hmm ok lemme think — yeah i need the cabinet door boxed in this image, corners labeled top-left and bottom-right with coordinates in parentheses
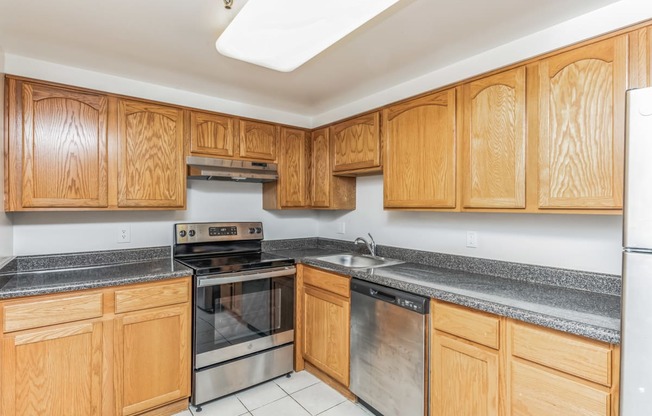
top-left (431, 331), bottom-right (499, 416)
top-left (331, 112), bottom-right (381, 173)
top-left (117, 99), bottom-right (185, 208)
top-left (189, 110), bottom-right (235, 157)
top-left (510, 360), bottom-right (611, 416)
top-left (462, 68), bottom-right (526, 209)
top-left (20, 82), bottom-right (109, 208)
top-left (302, 285), bottom-right (350, 386)
top-left (311, 128), bottom-right (331, 207)
top-left (384, 89), bottom-right (457, 208)
top-left (279, 127), bottom-right (308, 207)
top-left (537, 35), bottom-right (627, 209)
top-left (114, 304), bottom-right (190, 416)
top-left (239, 120), bottom-right (277, 161)
top-left (1, 321), bottom-right (103, 416)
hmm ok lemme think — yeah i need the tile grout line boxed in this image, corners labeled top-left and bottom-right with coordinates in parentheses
top-left (288, 394), bottom-right (316, 416)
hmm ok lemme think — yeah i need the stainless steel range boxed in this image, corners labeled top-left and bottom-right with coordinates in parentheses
top-left (173, 222), bottom-right (296, 409)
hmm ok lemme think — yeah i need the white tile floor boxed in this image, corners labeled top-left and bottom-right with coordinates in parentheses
top-left (172, 371), bottom-right (374, 416)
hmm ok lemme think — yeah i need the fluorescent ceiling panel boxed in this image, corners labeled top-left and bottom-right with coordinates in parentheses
top-left (216, 0), bottom-right (400, 72)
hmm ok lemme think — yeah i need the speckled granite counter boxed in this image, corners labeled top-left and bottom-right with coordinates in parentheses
top-left (268, 244), bottom-right (621, 344)
top-left (0, 247), bottom-right (192, 299)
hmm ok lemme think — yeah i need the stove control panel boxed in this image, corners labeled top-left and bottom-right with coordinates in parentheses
top-left (174, 222), bottom-right (263, 244)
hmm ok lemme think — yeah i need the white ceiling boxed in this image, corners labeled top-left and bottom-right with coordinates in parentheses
top-left (0, 0), bottom-right (622, 118)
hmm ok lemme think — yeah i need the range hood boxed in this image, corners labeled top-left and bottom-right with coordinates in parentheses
top-left (187, 156), bottom-right (278, 183)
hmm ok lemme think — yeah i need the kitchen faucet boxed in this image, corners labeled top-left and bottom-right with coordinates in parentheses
top-left (354, 233), bottom-right (376, 257)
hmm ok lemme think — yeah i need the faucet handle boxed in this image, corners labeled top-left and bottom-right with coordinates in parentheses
top-left (367, 233), bottom-right (375, 245)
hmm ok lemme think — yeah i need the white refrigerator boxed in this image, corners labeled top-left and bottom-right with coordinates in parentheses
top-left (621, 86), bottom-right (652, 415)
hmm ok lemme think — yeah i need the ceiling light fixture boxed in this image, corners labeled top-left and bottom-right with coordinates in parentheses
top-left (215, 0), bottom-right (401, 72)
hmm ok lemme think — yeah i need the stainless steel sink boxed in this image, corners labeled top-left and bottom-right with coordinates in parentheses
top-left (314, 254), bottom-right (403, 269)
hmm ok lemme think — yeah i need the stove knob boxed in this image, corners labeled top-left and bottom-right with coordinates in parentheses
top-left (179, 230), bottom-right (187, 237)
top-left (188, 230), bottom-right (196, 237)
top-left (249, 228), bottom-right (256, 234)
top-left (255, 227), bottom-right (262, 234)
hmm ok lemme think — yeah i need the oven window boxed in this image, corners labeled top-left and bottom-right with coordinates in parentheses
top-left (195, 276), bottom-right (294, 356)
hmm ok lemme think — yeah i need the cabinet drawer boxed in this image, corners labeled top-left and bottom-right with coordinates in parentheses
top-left (3, 292), bottom-right (103, 333)
top-left (509, 320), bottom-right (612, 386)
top-left (303, 267), bottom-right (350, 298)
top-left (511, 360), bottom-right (611, 416)
top-left (115, 279), bottom-right (189, 314)
top-left (432, 301), bottom-right (500, 349)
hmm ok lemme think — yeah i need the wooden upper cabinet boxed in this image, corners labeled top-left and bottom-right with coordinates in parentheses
top-left (310, 128), bottom-right (331, 207)
top-left (536, 35), bottom-right (627, 210)
top-left (189, 110), bottom-right (235, 157)
top-left (278, 127), bottom-right (309, 207)
top-left (239, 119), bottom-right (277, 162)
top-left (12, 80), bottom-right (109, 209)
top-left (331, 112), bottom-right (381, 174)
top-left (117, 99), bottom-right (185, 208)
top-left (383, 89), bottom-right (457, 209)
top-left (462, 67), bottom-right (526, 209)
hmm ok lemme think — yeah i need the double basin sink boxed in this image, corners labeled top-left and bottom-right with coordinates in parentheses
top-left (312, 253), bottom-right (403, 269)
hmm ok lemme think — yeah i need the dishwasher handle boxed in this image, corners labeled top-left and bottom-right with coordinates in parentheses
top-left (351, 278), bottom-right (429, 314)
top-left (369, 288), bottom-right (397, 303)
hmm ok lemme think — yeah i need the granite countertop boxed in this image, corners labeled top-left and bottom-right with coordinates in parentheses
top-left (269, 246), bottom-right (620, 344)
top-left (0, 247), bottom-right (193, 299)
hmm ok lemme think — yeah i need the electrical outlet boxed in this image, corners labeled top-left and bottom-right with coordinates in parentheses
top-left (466, 231), bottom-right (478, 248)
top-left (117, 225), bottom-right (131, 243)
top-left (337, 222), bottom-right (346, 234)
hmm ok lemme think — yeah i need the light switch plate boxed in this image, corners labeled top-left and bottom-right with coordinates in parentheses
top-left (466, 231), bottom-right (478, 248)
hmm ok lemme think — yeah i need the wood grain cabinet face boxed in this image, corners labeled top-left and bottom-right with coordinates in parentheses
top-left (331, 112), bottom-right (381, 173)
top-left (301, 278), bottom-right (350, 386)
top-left (114, 304), bottom-right (190, 416)
top-left (462, 68), bottom-right (526, 209)
top-left (189, 110), bottom-right (235, 157)
top-left (310, 128), bottom-right (331, 207)
top-left (1, 321), bottom-right (103, 416)
top-left (536, 35), bottom-right (627, 209)
top-left (239, 120), bottom-right (277, 162)
top-left (16, 81), bottom-right (109, 208)
top-left (279, 127), bottom-right (309, 207)
top-left (117, 99), bottom-right (185, 208)
top-left (431, 331), bottom-right (500, 416)
top-left (383, 89), bottom-right (457, 209)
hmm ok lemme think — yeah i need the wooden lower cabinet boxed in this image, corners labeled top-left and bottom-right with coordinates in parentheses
top-left (510, 360), bottom-right (612, 416)
top-left (0, 277), bottom-right (191, 416)
top-left (296, 266), bottom-right (351, 391)
top-left (430, 300), bottom-right (619, 416)
top-left (431, 331), bottom-right (500, 416)
top-left (114, 304), bottom-right (190, 416)
top-left (1, 321), bottom-right (103, 416)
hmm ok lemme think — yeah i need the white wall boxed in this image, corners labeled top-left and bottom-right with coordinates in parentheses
top-left (12, 181), bottom-right (319, 255)
top-left (3, 55), bottom-right (312, 128)
top-left (313, 0), bottom-right (652, 125)
top-left (0, 49), bottom-right (14, 265)
top-left (318, 177), bottom-right (623, 275)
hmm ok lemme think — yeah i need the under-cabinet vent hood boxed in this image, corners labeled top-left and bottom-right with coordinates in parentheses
top-left (187, 156), bottom-right (278, 183)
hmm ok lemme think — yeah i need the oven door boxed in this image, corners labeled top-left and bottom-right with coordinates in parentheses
top-left (194, 266), bottom-right (295, 369)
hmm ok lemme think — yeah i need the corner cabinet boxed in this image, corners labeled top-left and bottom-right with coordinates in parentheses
top-left (0, 278), bottom-right (192, 416)
top-left (4, 77), bottom-right (186, 211)
top-left (263, 128), bottom-right (355, 210)
top-left (117, 99), bottom-right (185, 208)
top-left (5, 78), bottom-right (109, 210)
top-left (383, 89), bottom-right (458, 209)
top-left (534, 35), bottom-right (627, 210)
top-left (461, 67), bottom-right (527, 210)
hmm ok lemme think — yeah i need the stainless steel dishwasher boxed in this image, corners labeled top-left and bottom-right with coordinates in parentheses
top-left (350, 278), bottom-right (429, 416)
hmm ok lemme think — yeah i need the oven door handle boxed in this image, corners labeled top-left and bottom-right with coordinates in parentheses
top-left (197, 266), bottom-right (296, 287)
